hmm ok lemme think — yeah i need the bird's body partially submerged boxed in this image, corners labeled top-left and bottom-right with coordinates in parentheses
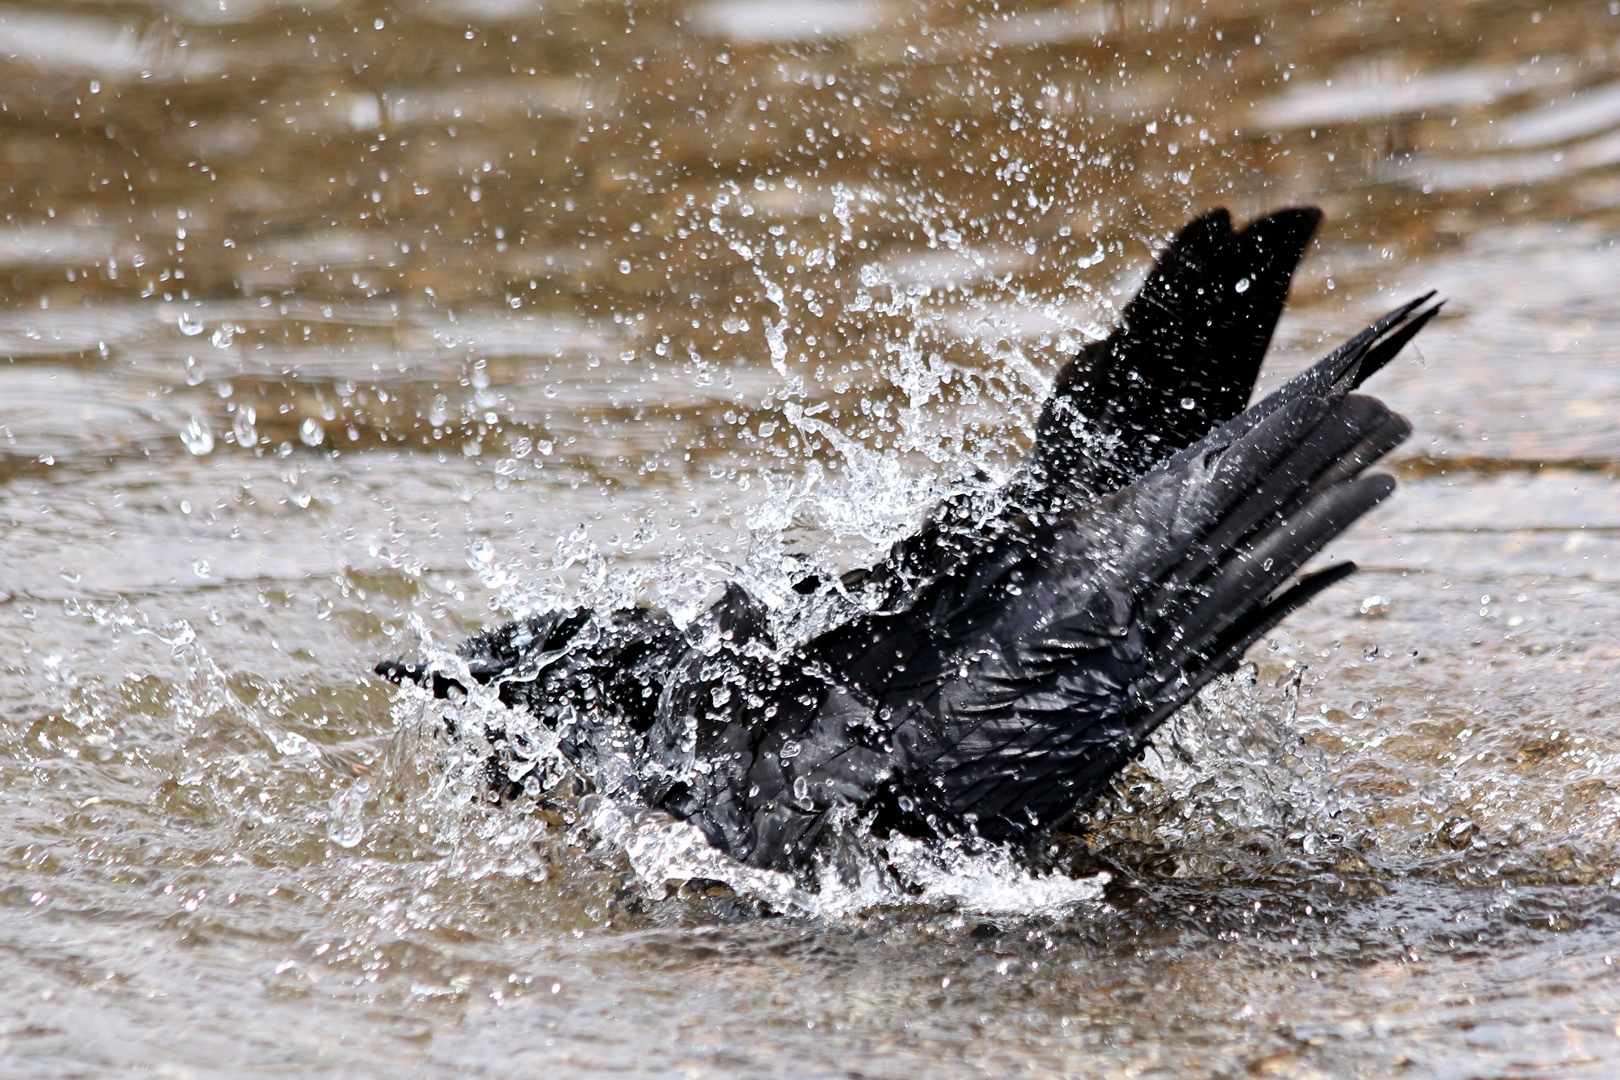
top-left (378, 207), bottom-right (1440, 874)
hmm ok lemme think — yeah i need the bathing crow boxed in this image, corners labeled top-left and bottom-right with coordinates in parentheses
top-left (377, 207), bottom-right (1439, 873)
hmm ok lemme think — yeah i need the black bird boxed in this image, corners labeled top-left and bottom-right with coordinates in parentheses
top-left (378, 207), bottom-right (1440, 873)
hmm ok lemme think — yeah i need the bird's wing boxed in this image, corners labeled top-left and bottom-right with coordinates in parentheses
top-left (856, 207), bottom-right (1324, 609)
top-left (849, 298), bottom-right (1433, 844)
top-left (1029, 206), bottom-right (1323, 500)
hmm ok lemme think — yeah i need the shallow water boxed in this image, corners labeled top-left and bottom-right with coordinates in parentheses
top-left (5, 0), bottom-right (1620, 1075)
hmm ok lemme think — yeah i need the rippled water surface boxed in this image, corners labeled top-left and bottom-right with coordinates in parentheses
top-left (6, 0), bottom-right (1620, 1076)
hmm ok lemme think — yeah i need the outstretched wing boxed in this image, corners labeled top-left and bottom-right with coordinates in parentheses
top-left (1028, 206), bottom-right (1323, 501)
top-left (815, 295), bottom-right (1437, 848)
top-left (854, 207), bottom-right (1323, 609)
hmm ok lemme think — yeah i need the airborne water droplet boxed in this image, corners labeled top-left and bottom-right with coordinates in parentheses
top-left (181, 416), bottom-right (214, 455)
top-left (327, 784), bottom-right (367, 849)
top-left (232, 404), bottom-right (256, 447)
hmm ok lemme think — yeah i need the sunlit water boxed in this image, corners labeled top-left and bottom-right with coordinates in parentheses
top-left (5, 0), bottom-right (1620, 1075)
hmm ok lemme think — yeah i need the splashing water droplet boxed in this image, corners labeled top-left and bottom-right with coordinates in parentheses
top-left (299, 418), bottom-right (324, 446)
top-left (181, 416), bottom-right (214, 455)
top-left (1357, 595), bottom-right (1392, 620)
top-left (327, 784), bottom-right (367, 849)
top-left (232, 404), bottom-right (256, 447)
top-left (1180, 397), bottom-right (1197, 410)
top-left (1235, 277), bottom-right (1251, 293)
top-left (177, 311), bottom-right (205, 336)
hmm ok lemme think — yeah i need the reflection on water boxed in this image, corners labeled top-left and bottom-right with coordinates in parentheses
top-left (5, 0), bottom-right (1620, 1075)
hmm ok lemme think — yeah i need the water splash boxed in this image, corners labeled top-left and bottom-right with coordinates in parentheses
top-left (327, 781), bottom-right (369, 849)
top-left (365, 159), bottom-right (1273, 922)
top-left (386, 663), bottom-right (1116, 921)
top-left (583, 792), bottom-right (1110, 919)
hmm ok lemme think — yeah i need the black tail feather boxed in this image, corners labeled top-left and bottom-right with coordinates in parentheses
top-left (1031, 206), bottom-right (1322, 498)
